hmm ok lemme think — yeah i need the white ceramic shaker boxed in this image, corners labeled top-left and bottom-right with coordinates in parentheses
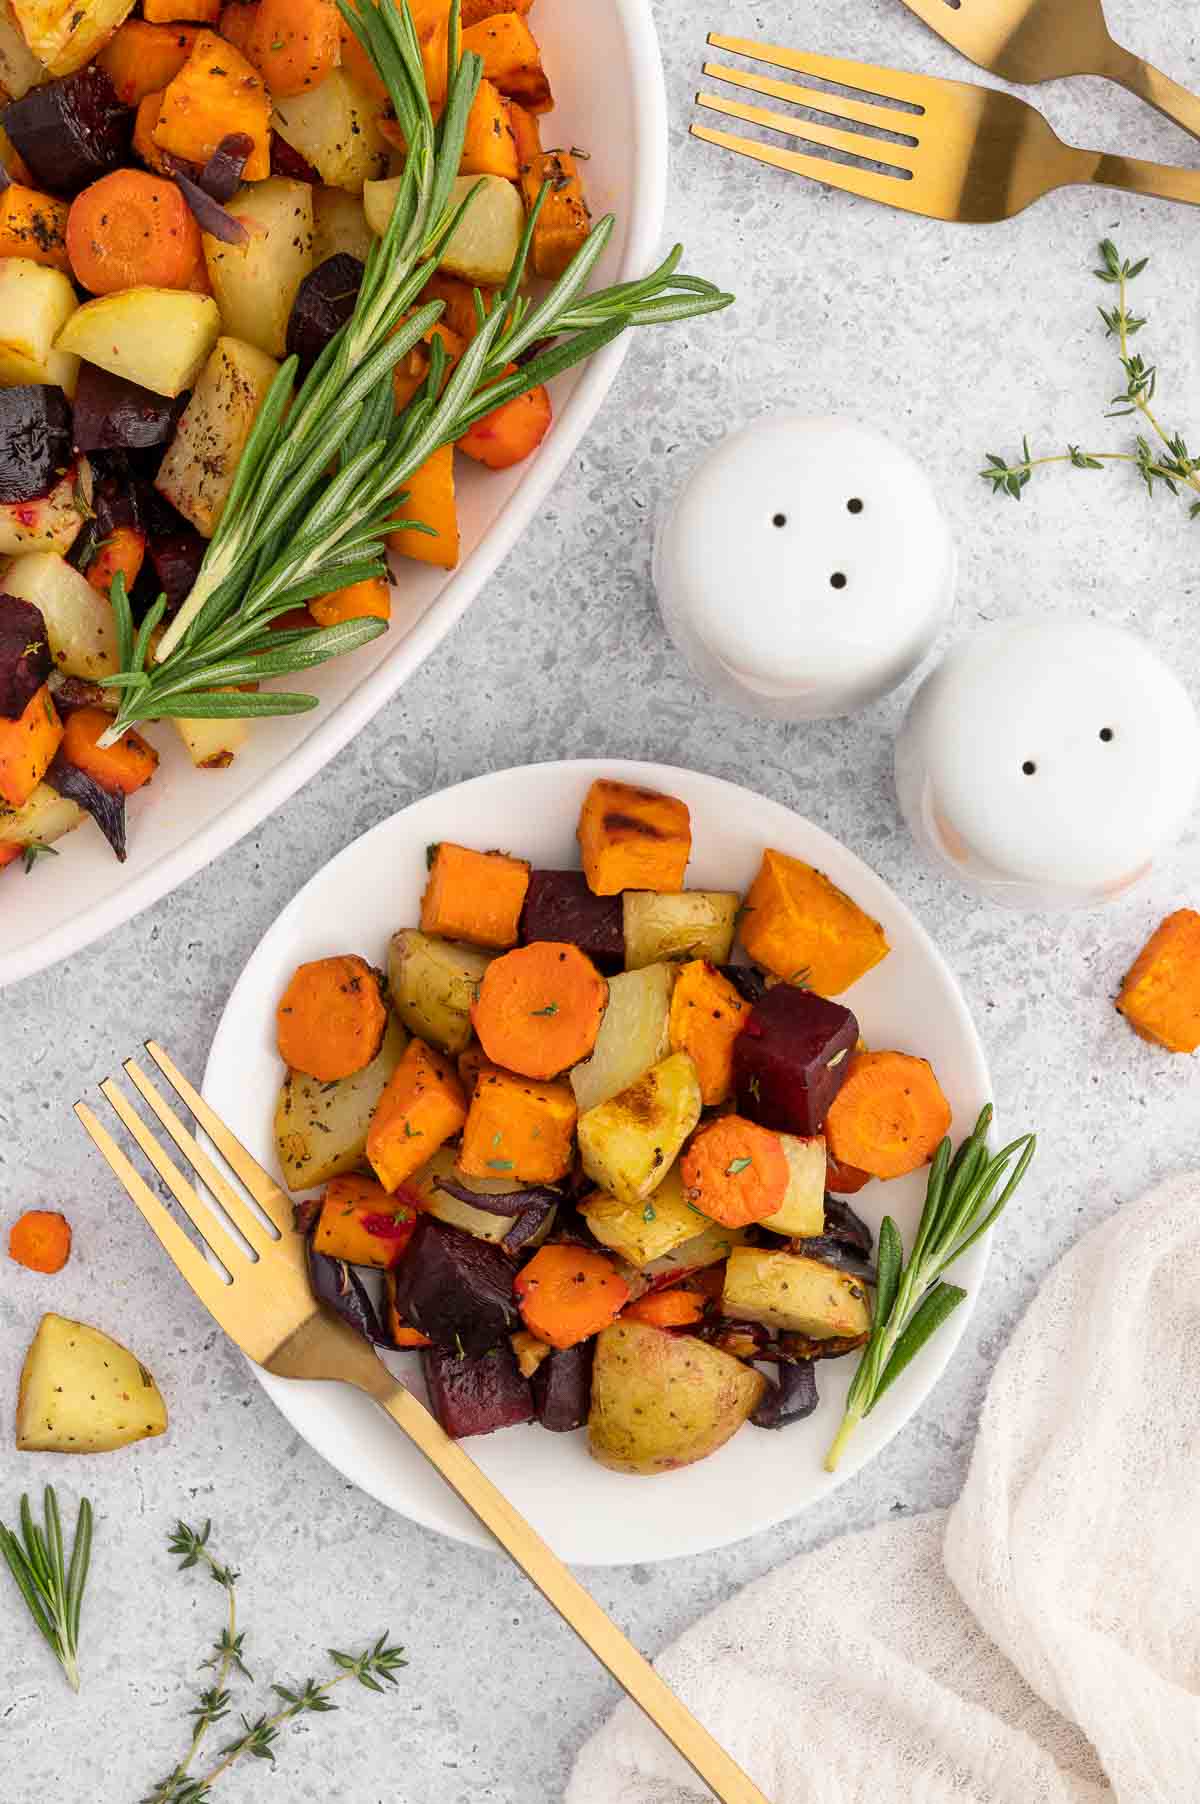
top-left (653, 414), bottom-right (956, 720)
top-left (896, 617), bottom-right (1200, 910)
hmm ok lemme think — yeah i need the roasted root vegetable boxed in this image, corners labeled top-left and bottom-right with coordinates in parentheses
top-left (153, 30), bottom-right (270, 180)
top-left (471, 940), bottom-right (608, 1079)
top-left (588, 1320), bottom-right (764, 1474)
top-left (739, 847), bottom-right (890, 995)
top-left (275, 953), bottom-right (387, 1082)
top-left (680, 1114), bottom-right (789, 1228)
top-left (143, 0), bottom-right (219, 21)
top-left (405, 1143), bottom-right (554, 1247)
top-left (420, 840), bottom-right (530, 948)
top-left (0, 780), bottom-right (84, 860)
top-left (311, 183), bottom-right (373, 265)
top-left (384, 1269), bottom-right (432, 1348)
top-left (459, 1065), bottom-right (576, 1183)
top-left (55, 286), bottom-right (220, 397)
top-left (733, 984), bottom-right (859, 1139)
top-left (0, 185), bottom-right (69, 272)
top-left (66, 170), bottom-right (202, 294)
top-left (4, 553), bottom-right (118, 680)
top-left (825, 1154), bottom-right (873, 1195)
top-left (514, 1243), bottom-right (629, 1349)
top-left (0, 683), bottom-right (61, 806)
top-left (366, 1035), bottom-right (468, 1192)
top-left (757, 1133), bottom-right (826, 1238)
top-left (457, 368), bottom-right (551, 470)
top-left (392, 1214), bottom-right (518, 1356)
top-left (459, 76), bottom-right (517, 179)
top-left (460, 11), bottom-right (551, 111)
top-left (285, 250), bottom-right (364, 375)
top-left (59, 703), bottom-right (157, 795)
top-left (308, 1245), bottom-right (388, 1345)
top-left (722, 1248), bottom-right (871, 1339)
top-left (275, 1012), bottom-right (408, 1190)
top-left (387, 927), bottom-right (492, 1057)
top-left (531, 1339), bottom-right (592, 1431)
top-left (16, 1312), bottom-right (168, 1453)
top-left (0, 595), bottom-right (51, 718)
top-left (578, 777), bottom-right (692, 897)
top-left (202, 177), bottom-right (313, 359)
top-left (270, 67), bottom-right (389, 190)
top-left (0, 259), bottom-right (78, 390)
top-left (569, 961), bottom-right (674, 1114)
top-left (1116, 909), bottom-right (1200, 1054)
top-left (8, 1208), bottom-right (72, 1273)
top-left (519, 869), bottom-right (624, 973)
top-left (823, 1050), bottom-right (952, 1180)
top-left (247, 0), bottom-right (339, 97)
top-left (422, 1337), bottom-right (533, 1438)
top-left (96, 18), bottom-right (199, 104)
top-left (667, 958), bottom-right (747, 1104)
top-left (462, 0), bottom-right (531, 22)
top-left (623, 888), bottom-right (740, 971)
top-left (84, 524), bottom-right (145, 597)
top-left (0, 460), bottom-right (90, 554)
top-left (579, 1162), bottom-right (709, 1269)
top-left (312, 1173), bottom-right (417, 1269)
top-left (512, 105), bottom-right (590, 279)
top-left (622, 1287), bottom-right (705, 1329)
top-left (308, 574), bottom-right (390, 629)
top-left (576, 1051), bottom-right (702, 1207)
top-left (154, 334), bottom-right (278, 536)
top-left (388, 442), bottom-right (459, 568)
top-left (2, 64), bottom-right (131, 189)
top-left (437, 170), bottom-right (524, 284)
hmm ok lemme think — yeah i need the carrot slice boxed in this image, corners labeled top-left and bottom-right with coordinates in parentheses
top-left (85, 525), bottom-right (146, 599)
top-left (514, 1244), bottom-right (629, 1348)
top-left (276, 954), bottom-right (387, 1081)
top-left (308, 575), bottom-right (391, 628)
top-left (824, 1051), bottom-right (952, 1180)
top-left (67, 170), bottom-right (203, 295)
top-left (680, 1116), bottom-right (789, 1228)
top-left (622, 1287), bottom-right (705, 1329)
top-left (0, 185), bottom-right (70, 271)
top-left (60, 707), bottom-right (158, 797)
top-left (471, 941), bottom-right (608, 1079)
top-left (8, 1209), bottom-right (72, 1274)
top-left (0, 686), bottom-right (62, 810)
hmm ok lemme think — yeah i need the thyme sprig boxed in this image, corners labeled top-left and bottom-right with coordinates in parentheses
top-left (145, 1521), bottom-right (406, 1804)
top-left (980, 240), bottom-right (1200, 516)
top-left (824, 1106), bottom-right (1035, 1473)
top-left (95, 0), bottom-right (732, 747)
top-left (0, 1487), bottom-right (93, 1691)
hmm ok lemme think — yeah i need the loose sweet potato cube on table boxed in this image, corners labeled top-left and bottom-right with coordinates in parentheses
top-left (367, 1037), bottom-right (468, 1192)
top-left (459, 1064), bottom-right (577, 1183)
top-left (577, 778), bottom-right (692, 896)
top-left (313, 1173), bottom-right (417, 1269)
top-left (421, 841), bottom-right (531, 948)
top-left (733, 983), bottom-right (859, 1139)
top-left (668, 959), bottom-right (748, 1106)
top-left (739, 848), bottom-right (890, 995)
top-left (388, 443), bottom-right (459, 570)
top-left (1116, 909), bottom-right (1200, 1054)
top-left (461, 12), bottom-right (552, 111)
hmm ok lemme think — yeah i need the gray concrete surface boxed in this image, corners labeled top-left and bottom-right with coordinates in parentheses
top-left (3, 0), bottom-right (1199, 1797)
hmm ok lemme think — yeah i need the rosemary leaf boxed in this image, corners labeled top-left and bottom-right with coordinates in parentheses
top-left (0, 1488), bottom-right (93, 1690)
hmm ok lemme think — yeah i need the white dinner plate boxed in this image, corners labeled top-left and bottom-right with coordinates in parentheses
top-left (204, 760), bottom-right (992, 1565)
top-left (0, 0), bottom-right (668, 989)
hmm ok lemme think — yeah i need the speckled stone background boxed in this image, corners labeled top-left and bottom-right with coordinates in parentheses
top-left (4, 1), bottom-right (1200, 1798)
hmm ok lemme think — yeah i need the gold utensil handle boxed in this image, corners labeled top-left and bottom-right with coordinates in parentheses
top-left (1086, 148), bottom-right (1200, 206)
top-left (1108, 47), bottom-right (1200, 145)
top-left (376, 1381), bottom-right (771, 1804)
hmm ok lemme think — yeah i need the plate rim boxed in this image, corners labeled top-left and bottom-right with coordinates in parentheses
top-left (0, 0), bottom-right (669, 992)
top-left (204, 756), bottom-right (994, 1565)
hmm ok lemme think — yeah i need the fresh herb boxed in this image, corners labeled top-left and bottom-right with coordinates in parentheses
top-left (827, 1048), bottom-right (848, 1068)
top-left (144, 1520), bottom-right (405, 1803)
top-left (981, 241), bottom-right (1200, 518)
top-left (725, 1157), bottom-right (752, 1176)
top-left (825, 1106), bottom-right (1035, 1472)
top-left (789, 969), bottom-right (810, 988)
top-left (642, 1203), bottom-right (656, 1222)
top-left (94, 0), bottom-right (732, 750)
top-left (403, 1122), bottom-right (422, 1139)
top-left (487, 1159), bottom-right (514, 1171)
top-left (530, 1003), bottom-right (559, 1017)
top-left (0, 1487), bottom-right (93, 1691)
top-left (22, 841), bottom-right (60, 872)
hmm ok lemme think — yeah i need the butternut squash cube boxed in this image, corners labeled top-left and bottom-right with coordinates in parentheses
top-left (459, 76), bottom-right (518, 179)
top-left (460, 11), bottom-right (551, 111)
top-left (1116, 909), bottom-right (1200, 1054)
top-left (577, 777), bottom-right (691, 897)
top-left (739, 847), bottom-right (890, 996)
top-left (420, 841), bottom-right (530, 949)
top-left (389, 443), bottom-right (459, 569)
top-left (313, 1174), bottom-right (416, 1269)
top-left (367, 1036), bottom-right (467, 1192)
top-left (153, 30), bottom-right (270, 179)
top-left (459, 1064), bottom-right (576, 1183)
top-left (667, 959), bottom-right (748, 1106)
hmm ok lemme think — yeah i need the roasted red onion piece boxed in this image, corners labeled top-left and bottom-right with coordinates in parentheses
top-left (433, 1176), bottom-right (563, 1219)
top-left (751, 1358), bottom-right (818, 1429)
top-left (45, 753), bottom-right (127, 861)
top-left (500, 1197), bottom-right (557, 1254)
top-left (199, 132), bottom-right (253, 201)
top-left (821, 1195), bottom-right (874, 1258)
top-left (531, 1341), bottom-right (593, 1432)
top-left (285, 254), bottom-right (364, 375)
top-left (171, 167), bottom-right (248, 244)
top-left (307, 1244), bottom-right (389, 1346)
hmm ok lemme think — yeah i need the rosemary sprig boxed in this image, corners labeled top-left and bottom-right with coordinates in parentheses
top-left (824, 1106), bottom-right (1035, 1473)
top-left (95, 0), bottom-right (732, 748)
top-left (981, 240), bottom-right (1200, 517)
top-left (145, 1520), bottom-right (406, 1804)
top-left (0, 1487), bottom-right (93, 1691)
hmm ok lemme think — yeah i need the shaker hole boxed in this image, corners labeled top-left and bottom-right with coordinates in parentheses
top-left (772, 513), bottom-right (787, 528)
top-left (1022, 760), bottom-right (1037, 776)
top-left (830, 572), bottom-right (847, 590)
top-left (847, 497), bottom-right (864, 514)
top-left (1099, 727), bottom-right (1115, 743)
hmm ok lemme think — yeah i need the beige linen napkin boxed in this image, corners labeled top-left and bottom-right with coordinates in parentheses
top-left (567, 1176), bottom-right (1200, 1803)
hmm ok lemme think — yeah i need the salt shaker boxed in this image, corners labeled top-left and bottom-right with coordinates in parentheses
top-left (895, 617), bottom-right (1200, 910)
top-left (653, 414), bottom-right (955, 720)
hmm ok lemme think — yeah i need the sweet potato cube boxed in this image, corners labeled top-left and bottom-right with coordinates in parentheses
top-left (739, 848), bottom-right (890, 995)
top-left (418, 271), bottom-right (499, 343)
top-left (459, 77), bottom-right (518, 178)
top-left (0, 185), bottom-right (70, 271)
top-left (153, 31), bottom-right (271, 181)
top-left (0, 685), bottom-right (62, 809)
top-left (313, 1174), bottom-right (417, 1269)
top-left (1116, 909), bottom-right (1200, 1054)
top-left (577, 778), bottom-right (691, 897)
top-left (668, 959), bottom-right (748, 1106)
top-left (461, 12), bottom-right (551, 111)
top-left (97, 20), bottom-right (201, 103)
top-left (462, 0), bottom-right (531, 22)
top-left (388, 443), bottom-right (459, 569)
top-left (367, 1037), bottom-right (468, 1192)
top-left (733, 984), bottom-right (859, 1139)
top-left (421, 841), bottom-right (531, 949)
top-left (459, 1065), bottom-right (577, 1183)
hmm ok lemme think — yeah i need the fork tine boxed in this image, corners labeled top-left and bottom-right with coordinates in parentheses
top-left (690, 122), bottom-right (926, 214)
top-left (702, 60), bottom-right (922, 139)
top-left (706, 34), bottom-right (935, 113)
top-left (696, 90), bottom-right (917, 173)
top-left (74, 1102), bottom-right (234, 1311)
top-left (122, 1059), bottom-right (288, 1259)
top-left (143, 1040), bottom-right (292, 1233)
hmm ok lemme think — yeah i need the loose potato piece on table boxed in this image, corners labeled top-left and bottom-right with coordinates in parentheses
top-left (576, 1051), bottom-right (702, 1207)
top-left (578, 778), bottom-right (691, 897)
top-left (16, 1312), bottom-right (167, 1452)
top-left (421, 841), bottom-right (530, 949)
top-left (459, 1065), bottom-right (576, 1184)
top-left (588, 1320), bottom-right (765, 1474)
top-left (570, 961), bottom-right (675, 1114)
top-left (722, 1248), bottom-right (871, 1339)
top-left (739, 847), bottom-right (890, 996)
top-left (275, 1011), bottom-right (408, 1191)
top-left (388, 928), bottom-right (492, 1057)
top-left (1116, 909), bottom-right (1200, 1054)
top-left (276, 953), bottom-right (387, 1082)
top-left (367, 1037), bottom-right (468, 1192)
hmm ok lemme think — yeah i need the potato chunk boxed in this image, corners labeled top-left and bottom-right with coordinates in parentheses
top-left (203, 178), bottom-right (313, 359)
top-left (3, 550), bottom-right (118, 679)
top-left (722, 1248), bottom-right (871, 1339)
top-left (16, 1313), bottom-right (167, 1453)
top-left (569, 962), bottom-right (675, 1114)
top-left (11, 0), bottom-right (135, 75)
top-left (0, 460), bottom-right (90, 556)
top-left (757, 1133), bottom-right (826, 1238)
top-left (588, 1320), bottom-right (764, 1474)
top-left (155, 335), bottom-right (279, 536)
top-left (55, 287), bottom-right (220, 396)
top-left (0, 258), bottom-right (78, 389)
top-left (580, 1162), bottom-right (701, 1267)
top-left (439, 173), bottom-right (524, 284)
top-left (274, 1011), bottom-right (408, 1191)
top-left (272, 69), bottom-right (388, 192)
top-left (388, 929), bottom-right (492, 1057)
top-left (576, 1051), bottom-right (701, 1206)
top-left (623, 890), bottom-right (740, 971)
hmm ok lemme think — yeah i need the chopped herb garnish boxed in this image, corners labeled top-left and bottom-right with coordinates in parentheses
top-left (725, 1157), bottom-right (753, 1176)
top-left (827, 1048), bottom-right (848, 1068)
top-left (530, 1003), bottom-right (559, 1017)
top-left (642, 1203), bottom-right (656, 1222)
top-left (403, 1122), bottom-right (423, 1139)
top-left (486, 1159), bottom-right (514, 1172)
top-left (23, 843), bottom-right (59, 872)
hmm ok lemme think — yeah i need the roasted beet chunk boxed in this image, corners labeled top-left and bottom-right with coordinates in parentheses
top-left (72, 363), bottom-right (180, 453)
top-left (532, 1340), bottom-right (594, 1432)
top-left (149, 529), bottom-right (207, 617)
top-left (307, 1246), bottom-right (389, 1346)
top-left (717, 963), bottom-right (770, 1007)
top-left (0, 386), bottom-right (73, 505)
top-left (733, 986), bottom-right (859, 1137)
top-left (3, 66), bottom-right (132, 196)
top-left (391, 1216), bottom-right (518, 1357)
top-left (286, 254), bottom-right (365, 376)
top-left (751, 1358), bottom-right (818, 1429)
top-left (519, 871), bottom-right (624, 972)
top-left (422, 1339), bottom-right (533, 1439)
top-left (270, 132), bottom-right (320, 183)
top-left (0, 597), bottom-right (52, 720)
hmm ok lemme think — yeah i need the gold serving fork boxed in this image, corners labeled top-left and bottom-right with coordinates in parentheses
top-left (76, 1044), bottom-right (768, 1804)
top-left (692, 35), bottom-right (1200, 223)
top-left (894, 0), bottom-right (1200, 142)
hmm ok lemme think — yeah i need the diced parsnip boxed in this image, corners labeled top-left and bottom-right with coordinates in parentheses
top-left (387, 928), bottom-right (492, 1058)
top-left (311, 184), bottom-right (374, 265)
top-left (274, 1012), bottom-right (409, 1191)
top-left (271, 69), bottom-right (388, 193)
top-left (623, 889), bottom-right (741, 970)
top-left (757, 1134), bottom-right (827, 1238)
top-left (569, 962), bottom-right (675, 1114)
top-left (404, 1143), bottom-right (554, 1246)
top-left (722, 1248), bottom-right (871, 1338)
top-left (638, 1218), bottom-right (748, 1286)
top-left (16, 1311), bottom-right (168, 1452)
top-left (580, 1162), bottom-right (704, 1268)
top-left (3, 549), bottom-right (118, 678)
top-left (171, 700), bottom-right (249, 769)
top-left (0, 780), bottom-right (84, 855)
top-left (155, 335), bottom-right (278, 537)
top-left (0, 5), bottom-right (47, 97)
top-left (10, 0), bottom-right (135, 76)
top-left (0, 257), bottom-right (77, 388)
top-left (438, 173), bottom-right (524, 285)
top-left (576, 1051), bottom-right (703, 1207)
top-left (0, 457), bottom-right (90, 555)
top-left (203, 178), bottom-right (313, 358)
top-left (55, 286), bottom-right (219, 397)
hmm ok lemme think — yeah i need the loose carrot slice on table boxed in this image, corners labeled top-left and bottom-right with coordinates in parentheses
top-left (60, 707), bottom-right (158, 796)
top-left (367, 1037), bottom-right (468, 1192)
top-left (577, 776), bottom-right (692, 895)
top-left (276, 953), bottom-right (388, 1082)
top-left (388, 444), bottom-right (459, 570)
top-left (8, 1210), bottom-right (72, 1274)
top-left (515, 1244), bottom-right (629, 1349)
top-left (247, 0), bottom-right (340, 96)
top-left (67, 170), bottom-right (204, 294)
top-left (97, 20), bottom-right (200, 105)
top-left (0, 185), bottom-right (70, 271)
top-left (313, 1174), bottom-right (417, 1269)
top-left (0, 686), bottom-right (62, 810)
top-left (420, 840), bottom-right (530, 948)
top-left (471, 942), bottom-right (608, 1079)
top-left (622, 1288), bottom-right (706, 1330)
top-left (681, 1116), bottom-right (790, 1228)
top-left (824, 1051), bottom-right (952, 1180)
top-left (85, 525), bottom-right (146, 599)
top-left (459, 1065), bottom-right (577, 1183)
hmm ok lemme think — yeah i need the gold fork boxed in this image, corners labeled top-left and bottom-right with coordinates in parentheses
top-left (894, 0), bottom-right (1200, 142)
top-left (692, 35), bottom-right (1200, 223)
top-left (76, 1043), bottom-right (768, 1804)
